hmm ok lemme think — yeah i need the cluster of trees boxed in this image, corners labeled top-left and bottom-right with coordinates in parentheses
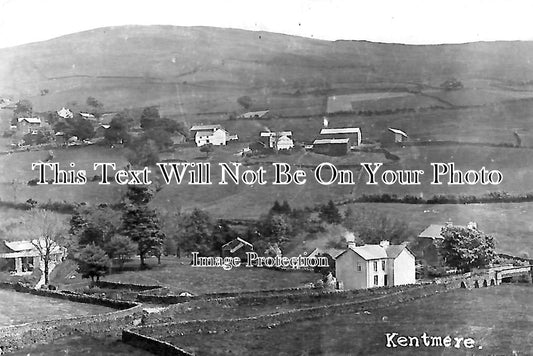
top-left (437, 225), bottom-right (495, 272)
top-left (70, 185), bottom-right (165, 280)
top-left (121, 106), bottom-right (189, 167)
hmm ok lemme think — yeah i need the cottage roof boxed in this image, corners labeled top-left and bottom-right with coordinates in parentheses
top-left (350, 245), bottom-right (388, 260)
top-left (320, 128), bottom-right (361, 135)
top-left (384, 245), bottom-right (407, 258)
top-left (388, 128), bottom-right (408, 137)
top-left (79, 112), bottom-right (95, 119)
top-left (5, 240), bottom-right (35, 252)
top-left (222, 237), bottom-right (253, 253)
top-left (313, 138), bottom-right (350, 145)
top-left (190, 124), bottom-right (223, 131)
top-left (418, 224), bottom-right (445, 240)
top-left (17, 117), bottom-right (41, 124)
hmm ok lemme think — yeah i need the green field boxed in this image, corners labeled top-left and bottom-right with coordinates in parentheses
top-left (0, 289), bottom-right (114, 327)
top-left (81, 257), bottom-right (317, 294)
top-left (163, 284), bottom-right (533, 356)
top-left (339, 202), bottom-right (533, 257)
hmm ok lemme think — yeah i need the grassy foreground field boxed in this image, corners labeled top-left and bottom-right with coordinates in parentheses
top-left (165, 284), bottom-right (533, 356)
top-left (0, 289), bottom-right (114, 327)
top-left (57, 256), bottom-right (318, 294)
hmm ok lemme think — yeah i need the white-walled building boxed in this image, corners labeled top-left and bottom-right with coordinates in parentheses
top-left (190, 124), bottom-right (229, 146)
top-left (259, 131), bottom-right (294, 150)
top-left (335, 240), bottom-right (415, 290)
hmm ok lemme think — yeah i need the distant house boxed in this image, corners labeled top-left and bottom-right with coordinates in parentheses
top-left (419, 221), bottom-right (478, 241)
top-left (382, 128), bottom-right (408, 146)
top-left (79, 112), bottom-right (96, 120)
top-left (55, 131), bottom-right (66, 145)
top-left (57, 107), bottom-right (73, 119)
top-left (319, 127), bottom-right (362, 147)
top-left (0, 239), bottom-right (65, 275)
top-left (190, 124), bottom-right (230, 146)
top-left (335, 240), bottom-right (416, 290)
top-left (17, 117), bottom-right (41, 134)
top-left (238, 110), bottom-right (270, 119)
top-left (221, 237), bottom-right (254, 262)
top-left (312, 138), bottom-right (350, 156)
top-left (259, 131), bottom-right (294, 150)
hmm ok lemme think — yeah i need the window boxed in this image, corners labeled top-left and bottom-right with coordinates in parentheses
top-left (373, 261), bottom-right (378, 272)
top-left (382, 260), bottom-right (386, 271)
top-left (357, 263), bottom-right (362, 272)
top-left (374, 275), bottom-right (379, 285)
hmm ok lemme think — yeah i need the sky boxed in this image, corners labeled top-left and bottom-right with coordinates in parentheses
top-left (0, 0), bottom-right (532, 48)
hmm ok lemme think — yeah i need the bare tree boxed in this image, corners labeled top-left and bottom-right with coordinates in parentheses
top-left (25, 210), bottom-right (68, 285)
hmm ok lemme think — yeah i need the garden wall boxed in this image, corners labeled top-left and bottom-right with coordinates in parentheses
top-left (0, 283), bottom-right (143, 353)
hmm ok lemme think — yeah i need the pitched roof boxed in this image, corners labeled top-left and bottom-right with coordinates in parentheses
top-left (222, 237), bottom-right (253, 253)
top-left (418, 224), bottom-right (445, 239)
top-left (350, 245), bottom-right (388, 260)
top-left (190, 124), bottom-right (223, 131)
top-left (388, 128), bottom-right (408, 137)
top-left (384, 245), bottom-right (407, 258)
top-left (4, 240), bottom-right (35, 252)
top-left (17, 117), bottom-right (41, 124)
top-left (320, 128), bottom-right (361, 135)
top-left (313, 138), bottom-right (350, 144)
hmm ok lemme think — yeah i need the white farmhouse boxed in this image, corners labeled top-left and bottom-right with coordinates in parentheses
top-left (335, 240), bottom-right (415, 290)
top-left (259, 131), bottom-right (294, 150)
top-left (190, 124), bottom-right (230, 146)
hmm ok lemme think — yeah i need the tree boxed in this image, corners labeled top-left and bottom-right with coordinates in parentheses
top-left (199, 143), bottom-right (214, 157)
top-left (105, 114), bottom-right (131, 144)
top-left (125, 137), bottom-right (160, 167)
top-left (144, 128), bottom-right (173, 150)
top-left (140, 106), bottom-right (161, 129)
top-left (14, 99), bottom-right (33, 118)
top-left (22, 209), bottom-right (68, 285)
top-left (438, 225), bottom-right (495, 271)
top-left (237, 95), bottom-right (252, 110)
top-left (177, 209), bottom-right (215, 256)
top-left (262, 214), bottom-right (292, 245)
top-left (103, 235), bottom-right (137, 268)
top-left (77, 244), bottom-right (110, 281)
top-left (86, 96), bottom-right (103, 110)
top-left (319, 200), bottom-right (342, 224)
top-left (121, 186), bottom-right (165, 267)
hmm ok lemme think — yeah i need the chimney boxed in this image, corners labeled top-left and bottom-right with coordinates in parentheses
top-left (347, 240), bottom-right (356, 249)
top-left (379, 240), bottom-right (390, 248)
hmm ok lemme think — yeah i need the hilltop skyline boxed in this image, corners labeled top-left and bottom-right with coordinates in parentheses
top-left (1, 0), bottom-right (532, 49)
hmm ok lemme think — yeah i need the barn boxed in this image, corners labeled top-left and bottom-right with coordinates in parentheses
top-left (312, 138), bottom-right (350, 156)
top-left (319, 127), bottom-right (362, 147)
top-left (221, 237), bottom-right (254, 262)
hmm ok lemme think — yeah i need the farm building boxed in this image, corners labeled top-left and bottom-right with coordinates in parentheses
top-left (190, 124), bottom-right (233, 146)
top-left (238, 110), bottom-right (270, 119)
top-left (221, 237), bottom-right (254, 262)
top-left (319, 127), bottom-right (362, 147)
top-left (381, 127), bottom-right (408, 146)
top-left (312, 138), bottom-right (350, 156)
top-left (79, 112), bottom-right (96, 120)
top-left (335, 240), bottom-right (416, 290)
top-left (95, 124), bottom-right (110, 138)
top-left (259, 131), bottom-right (294, 150)
top-left (419, 221), bottom-right (478, 240)
top-left (17, 117), bottom-right (41, 134)
top-left (57, 107), bottom-right (73, 119)
top-left (0, 239), bottom-right (65, 275)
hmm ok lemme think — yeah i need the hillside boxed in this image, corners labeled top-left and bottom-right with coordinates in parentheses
top-left (1, 25), bottom-right (533, 114)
